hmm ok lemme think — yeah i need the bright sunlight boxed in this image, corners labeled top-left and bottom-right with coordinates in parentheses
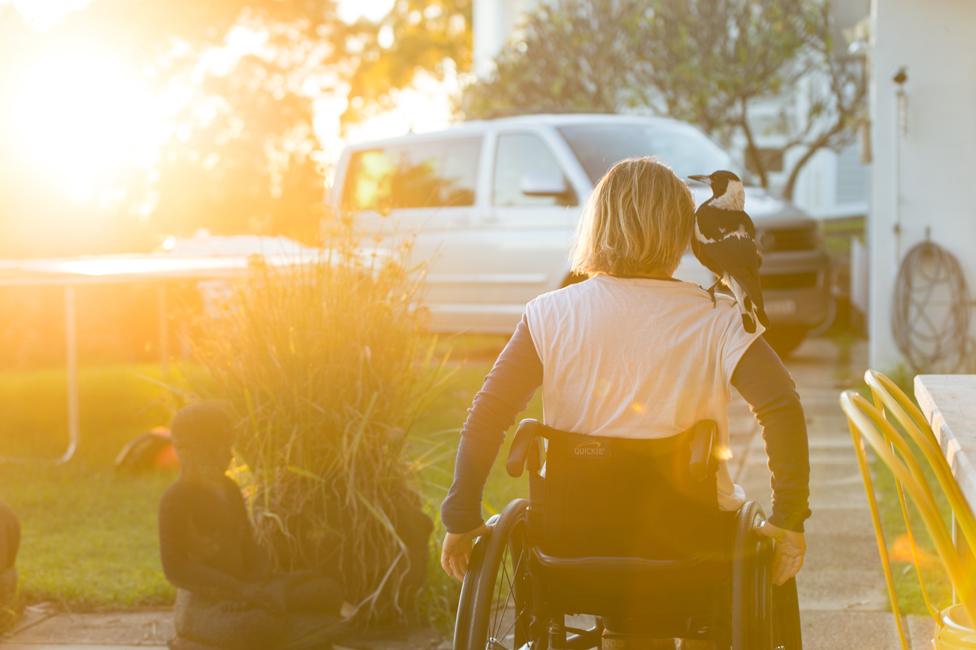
top-left (4, 0), bottom-right (447, 205)
top-left (8, 43), bottom-right (167, 202)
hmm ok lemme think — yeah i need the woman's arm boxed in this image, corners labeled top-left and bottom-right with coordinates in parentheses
top-left (731, 337), bottom-right (811, 532)
top-left (440, 315), bottom-right (543, 534)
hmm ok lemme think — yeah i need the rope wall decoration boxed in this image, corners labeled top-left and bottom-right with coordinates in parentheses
top-left (892, 240), bottom-right (972, 373)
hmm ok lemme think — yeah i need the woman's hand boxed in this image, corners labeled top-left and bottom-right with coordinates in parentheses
top-left (757, 520), bottom-right (806, 586)
top-left (440, 523), bottom-right (491, 581)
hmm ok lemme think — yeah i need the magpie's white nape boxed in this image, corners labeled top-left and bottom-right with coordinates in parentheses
top-left (691, 170), bottom-right (744, 211)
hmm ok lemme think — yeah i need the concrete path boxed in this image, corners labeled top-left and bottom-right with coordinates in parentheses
top-left (730, 338), bottom-right (932, 649)
top-left (0, 337), bottom-right (933, 648)
top-left (0, 605), bottom-right (446, 649)
top-left (0, 606), bottom-right (171, 649)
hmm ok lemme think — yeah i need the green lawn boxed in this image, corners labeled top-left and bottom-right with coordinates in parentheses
top-left (0, 336), bottom-right (538, 612)
top-left (0, 364), bottom-right (180, 608)
top-left (870, 453), bottom-right (952, 617)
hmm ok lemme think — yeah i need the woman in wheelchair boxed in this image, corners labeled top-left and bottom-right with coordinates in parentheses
top-left (440, 158), bottom-right (810, 649)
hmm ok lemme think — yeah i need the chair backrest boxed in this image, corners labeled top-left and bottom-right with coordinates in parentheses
top-left (840, 390), bottom-right (976, 634)
top-left (864, 370), bottom-right (976, 553)
top-left (507, 419), bottom-right (728, 560)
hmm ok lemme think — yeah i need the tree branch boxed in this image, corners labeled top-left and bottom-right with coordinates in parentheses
top-left (738, 98), bottom-right (769, 188)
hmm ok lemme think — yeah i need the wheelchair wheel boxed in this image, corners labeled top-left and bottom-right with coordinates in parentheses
top-left (731, 501), bottom-right (775, 650)
top-left (453, 525), bottom-right (488, 650)
top-left (458, 499), bottom-right (543, 650)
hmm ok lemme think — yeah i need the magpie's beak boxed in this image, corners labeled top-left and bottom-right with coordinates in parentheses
top-left (688, 175), bottom-right (711, 184)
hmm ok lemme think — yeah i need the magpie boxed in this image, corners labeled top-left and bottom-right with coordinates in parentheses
top-left (688, 170), bottom-right (768, 334)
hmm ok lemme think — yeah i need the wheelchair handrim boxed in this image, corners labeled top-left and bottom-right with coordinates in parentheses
top-left (464, 499), bottom-right (536, 650)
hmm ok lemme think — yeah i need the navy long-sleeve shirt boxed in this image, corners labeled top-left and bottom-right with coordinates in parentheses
top-left (441, 316), bottom-right (810, 534)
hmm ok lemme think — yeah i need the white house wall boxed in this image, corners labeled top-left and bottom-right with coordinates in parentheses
top-left (869, 0), bottom-right (976, 369)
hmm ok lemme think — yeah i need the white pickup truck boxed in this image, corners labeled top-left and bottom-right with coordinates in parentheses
top-left (332, 114), bottom-right (831, 355)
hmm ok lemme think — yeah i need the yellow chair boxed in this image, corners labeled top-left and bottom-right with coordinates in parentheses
top-left (864, 370), bottom-right (976, 553)
top-left (864, 371), bottom-right (976, 647)
top-left (840, 389), bottom-right (976, 649)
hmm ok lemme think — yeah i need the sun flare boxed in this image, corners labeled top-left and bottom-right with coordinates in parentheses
top-left (9, 46), bottom-right (166, 200)
top-left (4, 0), bottom-right (452, 206)
top-left (8, 43), bottom-right (167, 201)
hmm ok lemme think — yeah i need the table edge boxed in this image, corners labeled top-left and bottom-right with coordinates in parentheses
top-left (914, 375), bottom-right (976, 506)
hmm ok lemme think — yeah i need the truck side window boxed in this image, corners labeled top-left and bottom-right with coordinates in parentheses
top-left (342, 137), bottom-right (481, 212)
top-left (341, 149), bottom-right (396, 213)
top-left (492, 133), bottom-right (576, 207)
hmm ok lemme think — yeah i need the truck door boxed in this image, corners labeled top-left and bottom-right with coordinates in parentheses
top-left (474, 130), bottom-right (582, 314)
top-left (338, 135), bottom-right (486, 326)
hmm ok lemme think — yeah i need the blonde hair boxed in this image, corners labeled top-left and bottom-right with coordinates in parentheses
top-left (571, 157), bottom-right (695, 278)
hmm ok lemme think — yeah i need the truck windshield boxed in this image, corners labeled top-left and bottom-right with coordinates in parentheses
top-left (558, 123), bottom-right (738, 183)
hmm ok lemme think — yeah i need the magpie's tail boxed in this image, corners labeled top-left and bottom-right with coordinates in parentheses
top-left (737, 288), bottom-right (766, 334)
top-left (756, 304), bottom-right (769, 328)
top-left (741, 311), bottom-right (757, 334)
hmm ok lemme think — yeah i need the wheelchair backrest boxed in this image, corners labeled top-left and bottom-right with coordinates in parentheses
top-left (507, 419), bottom-right (730, 560)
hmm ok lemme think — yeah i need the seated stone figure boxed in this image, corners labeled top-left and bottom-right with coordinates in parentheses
top-left (0, 498), bottom-right (19, 627)
top-left (159, 402), bottom-right (350, 650)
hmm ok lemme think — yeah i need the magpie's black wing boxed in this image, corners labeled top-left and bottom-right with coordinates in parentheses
top-left (691, 234), bottom-right (721, 277)
top-left (735, 209), bottom-right (757, 239)
top-left (696, 232), bottom-right (767, 321)
top-left (692, 204), bottom-right (761, 272)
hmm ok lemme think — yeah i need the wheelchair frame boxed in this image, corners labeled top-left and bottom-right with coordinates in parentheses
top-left (453, 419), bottom-right (794, 650)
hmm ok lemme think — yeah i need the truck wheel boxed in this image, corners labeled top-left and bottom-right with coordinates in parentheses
top-left (764, 326), bottom-right (808, 358)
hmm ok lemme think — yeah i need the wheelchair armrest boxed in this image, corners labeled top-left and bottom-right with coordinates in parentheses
top-left (688, 420), bottom-right (718, 482)
top-left (507, 419), bottom-right (544, 477)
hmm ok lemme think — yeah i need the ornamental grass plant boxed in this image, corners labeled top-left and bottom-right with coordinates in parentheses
top-left (194, 234), bottom-right (450, 622)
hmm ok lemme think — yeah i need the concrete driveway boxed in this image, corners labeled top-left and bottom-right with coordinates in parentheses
top-left (730, 337), bottom-right (932, 649)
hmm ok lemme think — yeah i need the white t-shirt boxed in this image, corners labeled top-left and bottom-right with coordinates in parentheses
top-left (524, 274), bottom-right (764, 510)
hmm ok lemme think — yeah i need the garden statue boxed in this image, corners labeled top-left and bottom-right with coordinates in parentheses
top-left (159, 402), bottom-right (353, 650)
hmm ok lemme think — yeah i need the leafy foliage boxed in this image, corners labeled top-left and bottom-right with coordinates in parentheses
top-left (0, 0), bottom-right (472, 256)
top-left (643, 0), bottom-right (815, 140)
top-left (346, 0), bottom-right (473, 123)
top-left (461, 0), bottom-right (649, 117)
top-left (462, 0), bottom-right (867, 200)
top-left (150, 13), bottom-right (348, 242)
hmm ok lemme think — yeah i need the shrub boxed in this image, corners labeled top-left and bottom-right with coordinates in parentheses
top-left (194, 236), bottom-right (449, 622)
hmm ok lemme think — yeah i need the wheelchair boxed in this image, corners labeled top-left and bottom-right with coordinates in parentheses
top-left (453, 419), bottom-right (801, 650)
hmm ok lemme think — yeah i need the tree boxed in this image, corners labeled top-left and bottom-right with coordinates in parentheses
top-left (461, 0), bottom-right (867, 201)
top-left (646, 0), bottom-right (866, 199)
top-left (461, 0), bottom-right (649, 118)
top-left (345, 0), bottom-right (473, 124)
top-left (149, 9), bottom-right (350, 242)
top-left (0, 0), bottom-right (473, 256)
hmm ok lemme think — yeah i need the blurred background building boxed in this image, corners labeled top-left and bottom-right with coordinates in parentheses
top-left (868, 0), bottom-right (976, 371)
